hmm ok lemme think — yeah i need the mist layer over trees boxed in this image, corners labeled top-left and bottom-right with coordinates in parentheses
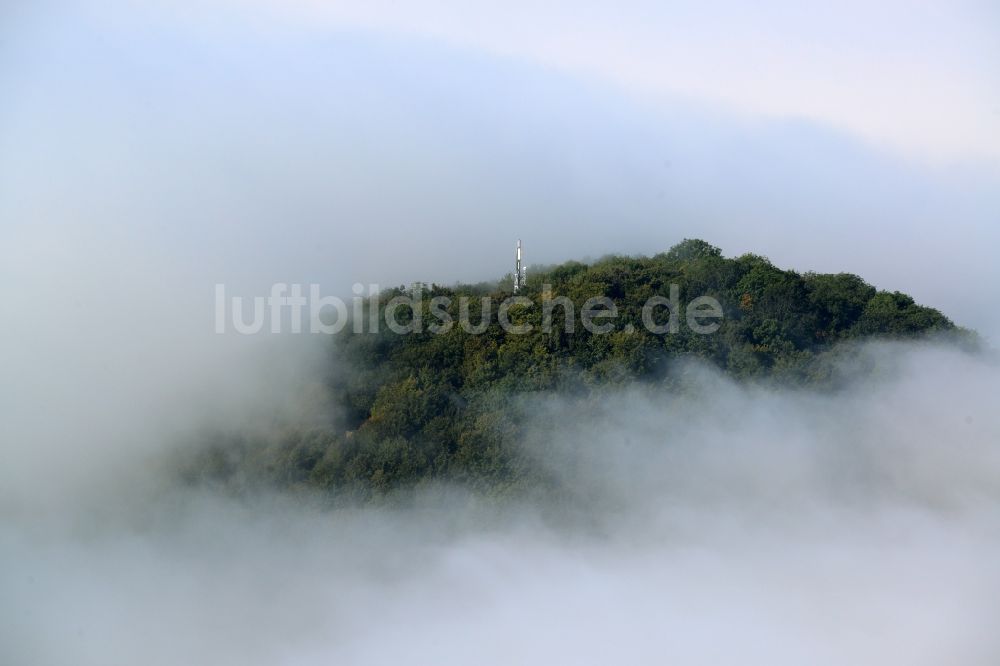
top-left (2, 236), bottom-right (989, 666)
top-left (4, 342), bottom-right (999, 665)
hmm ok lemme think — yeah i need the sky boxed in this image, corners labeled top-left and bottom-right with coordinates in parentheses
top-left (247, 0), bottom-right (1000, 166)
top-left (2, 0), bottom-right (998, 331)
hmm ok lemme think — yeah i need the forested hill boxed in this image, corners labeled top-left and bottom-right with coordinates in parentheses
top-left (193, 239), bottom-right (969, 499)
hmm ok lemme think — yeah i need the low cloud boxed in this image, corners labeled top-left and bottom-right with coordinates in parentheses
top-left (3, 342), bottom-right (999, 665)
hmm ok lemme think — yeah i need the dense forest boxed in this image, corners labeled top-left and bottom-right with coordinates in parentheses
top-left (191, 240), bottom-right (970, 500)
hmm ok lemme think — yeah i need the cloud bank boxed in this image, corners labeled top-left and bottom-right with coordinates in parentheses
top-left (3, 343), bottom-right (999, 665)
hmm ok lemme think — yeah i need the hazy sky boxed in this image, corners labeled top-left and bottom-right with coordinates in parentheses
top-left (242, 0), bottom-right (1000, 165)
top-left (3, 1), bottom-right (997, 333)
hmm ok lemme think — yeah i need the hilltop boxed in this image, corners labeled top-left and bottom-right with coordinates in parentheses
top-left (192, 240), bottom-right (969, 499)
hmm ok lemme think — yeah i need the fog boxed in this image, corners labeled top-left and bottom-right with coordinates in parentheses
top-left (3, 1), bottom-right (1000, 663)
top-left (3, 343), bottom-right (1000, 665)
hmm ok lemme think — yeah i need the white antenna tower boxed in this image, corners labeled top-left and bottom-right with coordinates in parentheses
top-left (514, 239), bottom-right (524, 292)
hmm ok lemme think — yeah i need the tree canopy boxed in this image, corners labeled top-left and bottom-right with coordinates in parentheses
top-left (190, 240), bottom-right (970, 500)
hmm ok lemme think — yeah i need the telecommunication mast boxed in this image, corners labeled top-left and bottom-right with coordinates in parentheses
top-left (514, 239), bottom-right (524, 292)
